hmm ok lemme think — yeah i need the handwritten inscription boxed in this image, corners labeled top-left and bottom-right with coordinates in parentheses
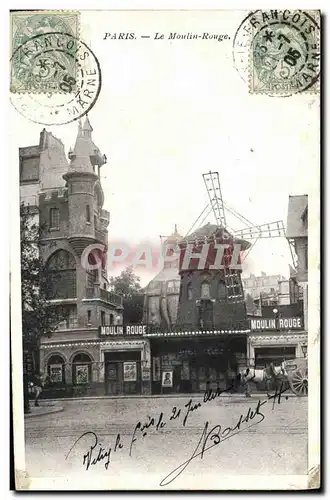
top-left (66, 383), bottom-right (290, 485)
top-left (66, 431), bottom-right (123, 471)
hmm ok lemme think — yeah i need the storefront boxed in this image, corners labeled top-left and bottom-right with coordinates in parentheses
top-left (40, 325), bottom-right (152, 397)
top-left (146, 330), bottom-right (248, 394)
top-left (247, 316), bottom-right (307, 368)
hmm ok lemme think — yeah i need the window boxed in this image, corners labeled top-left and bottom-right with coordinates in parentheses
top-left (20, 157), bottom-right (39, 182)
top-left (103, 283), bottom-right (107, 289)
top-left (46, 250), bottom-right (77, 299)
top-left (187, 283), bottom-right (193, 300)
top-left (57, 305), bottom-right (77, 329)
top-left (86, 205), bottom-right (91, 222)
top-left (109, 313), bottom-right (114, 325)
top-left (49, 208), bottom-right (60, 229)
top-left (201, 281), bottom-right (210, 299)
top-left (94, 215), bottom-right (97, 228)
top-left (101, 311), bottom-right (106, 326)
top-left (87, 310), bottom-right (91, 325)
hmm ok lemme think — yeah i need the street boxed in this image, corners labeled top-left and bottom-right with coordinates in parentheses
top-left (24, 394), bottom-right (308, 490)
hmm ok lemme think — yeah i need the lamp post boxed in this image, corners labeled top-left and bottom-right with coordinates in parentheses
top-left (272, 308), bottom-right (279, 330)
top-left (301, 344), bottom-right (308, 358)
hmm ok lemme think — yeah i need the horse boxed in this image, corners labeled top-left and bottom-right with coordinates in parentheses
top-left (236, 362), bottom-right (287, 396)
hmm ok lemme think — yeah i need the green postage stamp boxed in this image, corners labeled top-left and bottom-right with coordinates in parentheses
top-left (10, 11), bottom-right (80, 94)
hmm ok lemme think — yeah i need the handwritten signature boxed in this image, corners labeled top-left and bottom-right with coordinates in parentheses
top-left (66, 431), bottom-right (123, 471)
top-left (66, 382), bottom-right (290, 484)
top-left (159, 398), bottom-right (266, 486)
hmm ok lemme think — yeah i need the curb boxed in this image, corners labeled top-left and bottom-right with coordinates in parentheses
top-left (24, 406), bottom-right (64, 419)
top-left (43, 393), bottom-right (301, 403)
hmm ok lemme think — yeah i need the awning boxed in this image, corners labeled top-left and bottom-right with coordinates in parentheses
top-left (145, 329), bottom-right (250, 338)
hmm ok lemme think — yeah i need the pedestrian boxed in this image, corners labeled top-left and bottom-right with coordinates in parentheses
top-left (33, 370), bottom-right (48, 407)
top-left (242, 368), bottom-right (252, 397)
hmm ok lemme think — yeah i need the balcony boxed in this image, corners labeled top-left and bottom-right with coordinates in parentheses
top-left (86, 287), bottom-right (123, 307)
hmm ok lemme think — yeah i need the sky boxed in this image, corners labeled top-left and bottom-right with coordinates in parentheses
top-left (10, 10), bottom-right (319, 286)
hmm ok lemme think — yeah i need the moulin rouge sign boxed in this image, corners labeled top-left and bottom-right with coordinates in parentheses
top-left (99, 325), bottom-right (147, 337)
top-left (249, 317), bottom-right (304, 331)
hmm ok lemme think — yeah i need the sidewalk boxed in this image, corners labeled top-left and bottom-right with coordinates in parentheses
top-left (24, 401), bottom-right (64, 419)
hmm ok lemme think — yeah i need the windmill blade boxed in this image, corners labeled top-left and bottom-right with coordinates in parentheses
top-left (184, 203), bottom-right (212, 238)
top-left (223, 202), bottom-right (254, 227)
top-left (203, 171), bottom-right (227, 227)
top-left (233, 220), bottom-right (286, 239)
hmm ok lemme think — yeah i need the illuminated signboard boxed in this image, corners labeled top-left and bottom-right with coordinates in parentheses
top-left (99, 325), bottom-right (147, 336)
top-left (249, 317), bottom-right (303, 331)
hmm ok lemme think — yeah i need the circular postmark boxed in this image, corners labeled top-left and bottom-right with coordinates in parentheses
top-left (10, 32), bottom-right (101, 125)
top-left (233, 10), bottom-right (320, 96)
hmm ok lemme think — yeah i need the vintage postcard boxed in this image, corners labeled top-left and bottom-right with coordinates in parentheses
top-left (10, 8), bottom-right (320, 491)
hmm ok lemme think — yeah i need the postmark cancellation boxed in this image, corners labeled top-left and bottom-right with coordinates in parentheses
top-left (234, 10), bottom-right (320, 97)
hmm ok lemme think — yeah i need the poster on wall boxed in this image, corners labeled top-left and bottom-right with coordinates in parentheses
top-left (162, 371), bottom-right (173, 387)
top-left (49, 364), bottom-right (63, 383)
top-left (141, 367), bottom-right (151, 381)
top-left (123, 362), bottom-right (137, 382)
top-left (75, 365), bottom-right (89, 384)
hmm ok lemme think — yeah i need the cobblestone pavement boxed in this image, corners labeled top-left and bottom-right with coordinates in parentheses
top-left (24, 394), bottom-right (308, 490)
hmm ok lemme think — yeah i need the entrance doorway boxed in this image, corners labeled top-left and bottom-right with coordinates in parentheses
top-left (104, 351), bottom-right (141, 395)
top-left (255, 346), bottom-right (296, 368)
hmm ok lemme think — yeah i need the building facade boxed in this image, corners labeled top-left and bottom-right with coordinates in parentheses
top-left (242, 271), bottom-right (286, 305)
top-left (286, 195), bottom-right (308, 330)
top-left (245, 195), bottom-right (309, 371)
top-left (20, 119), bottom-right (152, 397)
top-left (144, 227), bottom-right (182, 329)
top-left (144, 223), bottom-right (251, 394)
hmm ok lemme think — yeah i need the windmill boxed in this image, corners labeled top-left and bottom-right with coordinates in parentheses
top-left (183, 171), bottom-right (296, 269)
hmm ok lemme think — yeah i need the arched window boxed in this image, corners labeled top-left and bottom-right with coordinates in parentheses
top-left (72, 353), bottom-right (92, 385)
top-left (86, 252), bottom-right (98, 287)
top-left (201, 281), bottom-right (211, 299)
top-left (47, 354), bottom-right (65, 384)
top-left (46, 250), bottom-right (76, 299)
top-left (187, 283), bottom-right (193, 300)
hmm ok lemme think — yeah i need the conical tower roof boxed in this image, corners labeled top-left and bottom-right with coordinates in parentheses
top-left (67, 116), bottom-right (102, 174)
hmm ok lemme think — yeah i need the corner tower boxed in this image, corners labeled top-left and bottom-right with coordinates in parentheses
top-left (63, 116), bottom-right (109, 254)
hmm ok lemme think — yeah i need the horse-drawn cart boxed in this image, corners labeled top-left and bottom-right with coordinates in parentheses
top-left (238, 356), bottom-right (308, 397)
top-left (282, 357), bottom-right (308, 397)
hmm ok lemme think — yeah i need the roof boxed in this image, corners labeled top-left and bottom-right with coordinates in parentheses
top-left (286, 195), bottom-right (308, 238)
top-left (184, 223), bottom-right (251, 250)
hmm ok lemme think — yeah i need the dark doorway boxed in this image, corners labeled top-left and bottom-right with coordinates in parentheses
top-left (104, 351), bottom-right (141, 395)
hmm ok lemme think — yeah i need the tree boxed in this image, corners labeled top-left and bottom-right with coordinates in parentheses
top-left (109, 266), bottom-right (142, 298)
top-left (109, 267), bottom-right (144, 323)
top-left (20, 204), bottom-right (67, 411)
